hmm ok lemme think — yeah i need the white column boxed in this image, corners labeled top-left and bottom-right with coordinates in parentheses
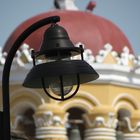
top-left (34, 103), bottom-right (68, 140)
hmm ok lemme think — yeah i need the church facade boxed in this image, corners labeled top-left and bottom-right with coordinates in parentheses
top-left (1, 1), bottom-right (140, 140)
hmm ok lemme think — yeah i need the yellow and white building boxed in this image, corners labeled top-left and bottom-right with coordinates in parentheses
top-left (1, 0), bottom-right (140, 140)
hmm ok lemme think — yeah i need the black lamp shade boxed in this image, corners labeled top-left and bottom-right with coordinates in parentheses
top-left (23, 60), bottom-right (99, 88)
top-left (35, 24), bottom-right (82, 59)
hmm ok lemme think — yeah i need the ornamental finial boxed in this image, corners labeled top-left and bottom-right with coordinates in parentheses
top-left (54, 0), bottom-right (78, 10)
top-left (86, 1), bottom-right (96, 12)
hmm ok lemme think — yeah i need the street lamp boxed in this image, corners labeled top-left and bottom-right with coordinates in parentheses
top-left (2, 16), bottom-right (99, 140)
top-left (23, 23), bottom-right (99, 101)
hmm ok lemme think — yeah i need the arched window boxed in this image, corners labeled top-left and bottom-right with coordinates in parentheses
top-left (66, 107), bottom-right (86, 140)
top-left (116, 109), bottom-right (131, 140)
top-left (16, 108), bottom-right (35, 140)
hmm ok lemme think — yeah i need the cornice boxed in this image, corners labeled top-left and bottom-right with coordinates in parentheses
top-left (1, 43), bottom-right (140, 88)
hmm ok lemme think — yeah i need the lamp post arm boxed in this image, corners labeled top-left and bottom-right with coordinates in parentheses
top-left (2, 16), bottom-right (60, 140)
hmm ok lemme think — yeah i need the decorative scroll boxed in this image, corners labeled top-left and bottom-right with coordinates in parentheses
top-left (34, 111), bottom-right (69, 128)
top-left (83, 112), bottom-right (118, 129)
top-left (1, 43), bottom-right (140, 67)
top-left (122, 117), bottom-right (140, 132)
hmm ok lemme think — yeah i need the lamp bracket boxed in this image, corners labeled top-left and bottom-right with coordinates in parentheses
top-left (2, 15), bottom-right (60, 140)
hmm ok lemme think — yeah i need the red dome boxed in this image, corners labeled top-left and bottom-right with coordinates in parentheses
top-left (3, 10), bottom-right (133, 55)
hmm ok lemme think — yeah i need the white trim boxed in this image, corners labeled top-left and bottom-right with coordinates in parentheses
top-left (1, 45), bottom-right (140, 89)
top-left (36, 135), bottom-right (67, 139)
top-left (35, 127), bottom-right (67, 139)
top-left (114, 102), bottom-right (135, 112)
top-left (10, 88), bottom-right (44, 105)
top-left (85, 128), bottom-right (116, 140)
top-left (90, 63), bottom-right (140, 88)
top-left (1, 62), bottom-right (140, 89)
top-left (124, 133), bottom-right (140, 140)
top-left (86, 128), bottom-right (116, 132)
top-left (112, 93), bottom-right (140, 109)
top-left (61, 98), bottom-right (93, 112)
top-left (85, 136), bottom-right (116, 140)
top-left (76, 90), bottom-right (101, 106)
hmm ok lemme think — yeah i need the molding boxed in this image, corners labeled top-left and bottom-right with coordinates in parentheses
top-left (35, 127), bottom-right (67, 139)
top-left (60, 90), bottom-right (101, 112)
top-left (61, 98), bottom-right (93, 112)
top-left (83, 113), bottom-right (118, 129)
top-left (114, 102), bottom-right (135, 113)
top-left (1, 43), bottom-right (140, 88)
top-left (10, 88), bottom-right (44, 109)
top-left (122, 117), bottom-right (140, 132)
top-left (76, 90), bottom-right (101, 106)
top-left (124, 133), bottom-right (140, 140)
top-left (34, 111), bottom-right (68, 128)
top-left (85, 128), bottom-right (116, 140)
top-left (91, 63), bottom-right (140, 88)
top-left (34, 112), bottom-right (68, 140)
top-left (112, 93), bottom-right (140, 110)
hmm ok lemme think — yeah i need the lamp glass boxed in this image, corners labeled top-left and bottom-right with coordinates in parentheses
top-left (48, 80), bottom-right (73, 96)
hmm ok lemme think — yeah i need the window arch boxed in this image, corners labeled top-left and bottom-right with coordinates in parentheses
top-left (14, 108), bottom-right (35, 140)
top-left (66, 107), bottom-right (86, 140)
top-left (116, 108), bottom-right (131, 140)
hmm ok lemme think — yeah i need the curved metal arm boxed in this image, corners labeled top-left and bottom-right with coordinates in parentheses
top-left (41, 74), bottom-right (80, 101)
top-left (2, 16), bottom-right (60, 140)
